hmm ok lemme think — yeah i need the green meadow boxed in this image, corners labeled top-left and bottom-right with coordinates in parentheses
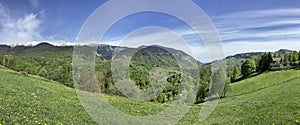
top-left (179, 69), bottom-right (300, 125)
top-left (1, 67), bottom-right (300, 125)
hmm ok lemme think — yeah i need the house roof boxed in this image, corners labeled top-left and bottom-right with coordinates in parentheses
top-left (272, 58), bottom-right (282, 62)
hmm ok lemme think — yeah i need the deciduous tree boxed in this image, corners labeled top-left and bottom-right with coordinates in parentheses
top-left (210, 68), bottom-right (230, 98)
top-left (232, 66), bottom-right (241, 81)
top-left (241, 59), bottom-right (256, 77)
top-left (284, 52), bottom-right (291, 67)
top-left (291, 51), bottom-right (299, 65)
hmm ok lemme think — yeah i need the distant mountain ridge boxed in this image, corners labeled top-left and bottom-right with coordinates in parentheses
top-left (225, 52), bottom-right (263, 59)
top-left (225, 49), bottom-right (293, 60)
top-left (96, 44), bottom-right (128, 60)
top-left (0, 42), bottom-right (73, 55)
top-left (0, 42), bottom-right (201, 67)
top-left (0, 42), bottom-right (295, 64)
top-left (211, 49), bottom-right (294, 70)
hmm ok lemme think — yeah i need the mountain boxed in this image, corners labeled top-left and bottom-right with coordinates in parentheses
top-left (225, 52), bottom-right (263, 59)
top-left (208, 52), bottom-right (263, 70)
top-left (130, 46), bottom-right (180, 68)
top-left (96, 44), bottom-right (128, 60)
top-left (275, 49), bottom-right (293, 55)
top-left (23, 42), bottom-right (73, 53)
top-left (96, 44), bottom-right (202, 69)
top-left (0, 42), bottom-right (295, 68)
top-left (0, 45), bottom-right (11, 55)
top-left (0, 42), bottom-right (73, 55)
top-left (0, 42), bottom-right (201, 67)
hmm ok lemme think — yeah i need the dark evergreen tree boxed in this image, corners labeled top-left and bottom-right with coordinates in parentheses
top-left (0, 55), bottom-right (4, 65)
top-left (299, 50), bottom-right (300, 66)
top-left (299, 50), bottom-right (300, 61)
top-left (258, 52), bottom-right (272, 72)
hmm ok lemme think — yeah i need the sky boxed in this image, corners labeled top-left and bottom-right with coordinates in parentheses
top-left (0, 0), bottom-right (300, 62)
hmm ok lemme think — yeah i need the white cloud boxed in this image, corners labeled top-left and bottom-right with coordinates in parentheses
top-left (215, 8), bottom-right (300, 42)
top-left (102, 8), bottom-right (300, 63)
top-left (0, 4), bottom-right (42, 44)
top-left (209, 8), bottom-right (300, 61)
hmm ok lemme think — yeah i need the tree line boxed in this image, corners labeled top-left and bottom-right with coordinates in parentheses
top-left (227, 50), bottom-right (300, 82)
top-left (1, 49), bottom-right (299, 104)
top-left (0, 53), bottom-right (73, 87)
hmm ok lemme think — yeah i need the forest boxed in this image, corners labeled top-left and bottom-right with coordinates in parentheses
top-left (0, 44), bottom-right (299, 104)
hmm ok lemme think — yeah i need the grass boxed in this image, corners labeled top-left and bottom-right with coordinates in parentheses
top-left (0, 68), bottom-right (166, 124)
top-left (0, 68), bottom-right (97, 124)
top-left (1, 67), bottom-right (300, 124)
top-left (228, 70), bottom-right (300, 97)
top-left (182, 79), bottom-right (300, 125)
top-left (105, 94), bottom-right (167, 116)
top-left (179, 69), bottom-right (300, 125)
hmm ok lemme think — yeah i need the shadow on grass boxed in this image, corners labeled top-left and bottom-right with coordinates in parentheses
top-left (231, 72), bottom-right (262, 84)
top-left (232, 66), bottom-right (300, 84)
top-left (291, 66), bottom-right (300, 70)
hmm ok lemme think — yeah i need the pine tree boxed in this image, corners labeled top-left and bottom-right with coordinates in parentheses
top-left (258, 52), bottom-right (272, 72)
top-left (298, 50), bottom-right (300, 66)
top-left (0, 55), bottom-right (4, 65)
top-left (299, 50), bottom-right (300, 61)
top-left (267, 52), bottom-right (273, 65)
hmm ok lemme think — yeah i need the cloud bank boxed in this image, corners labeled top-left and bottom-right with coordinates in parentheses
top-left (103, 8), bottom-right (300, 62)
top-left (0, 4), bottom-right (42, 44)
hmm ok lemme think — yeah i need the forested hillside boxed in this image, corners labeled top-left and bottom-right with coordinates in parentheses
top-left (1, 64), bottom-right (299, 125)
top-left (1, 43), bottom-right (299, 104)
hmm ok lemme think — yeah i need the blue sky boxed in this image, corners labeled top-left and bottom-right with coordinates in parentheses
top-left (0, 0), bottom-right (300, 62)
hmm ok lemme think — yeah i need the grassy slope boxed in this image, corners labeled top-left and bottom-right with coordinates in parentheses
top-left (228, 70), bottom-right (300, 97)
top-left (179, 69), bottom-right (300, 125)
top-left (0, 68), bottom-right (96, 124)
top-left (1, 67), bottom-right (300, 124)
top-left (0, 68), bottom-right (165, 124)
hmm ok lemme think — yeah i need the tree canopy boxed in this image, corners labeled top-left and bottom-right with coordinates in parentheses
top-left (232, 66), bottom-right (241, 81)
top-left (258, 52), bottom-right (272, 72)
top-left (241, 59), bottom-right (256, 77)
